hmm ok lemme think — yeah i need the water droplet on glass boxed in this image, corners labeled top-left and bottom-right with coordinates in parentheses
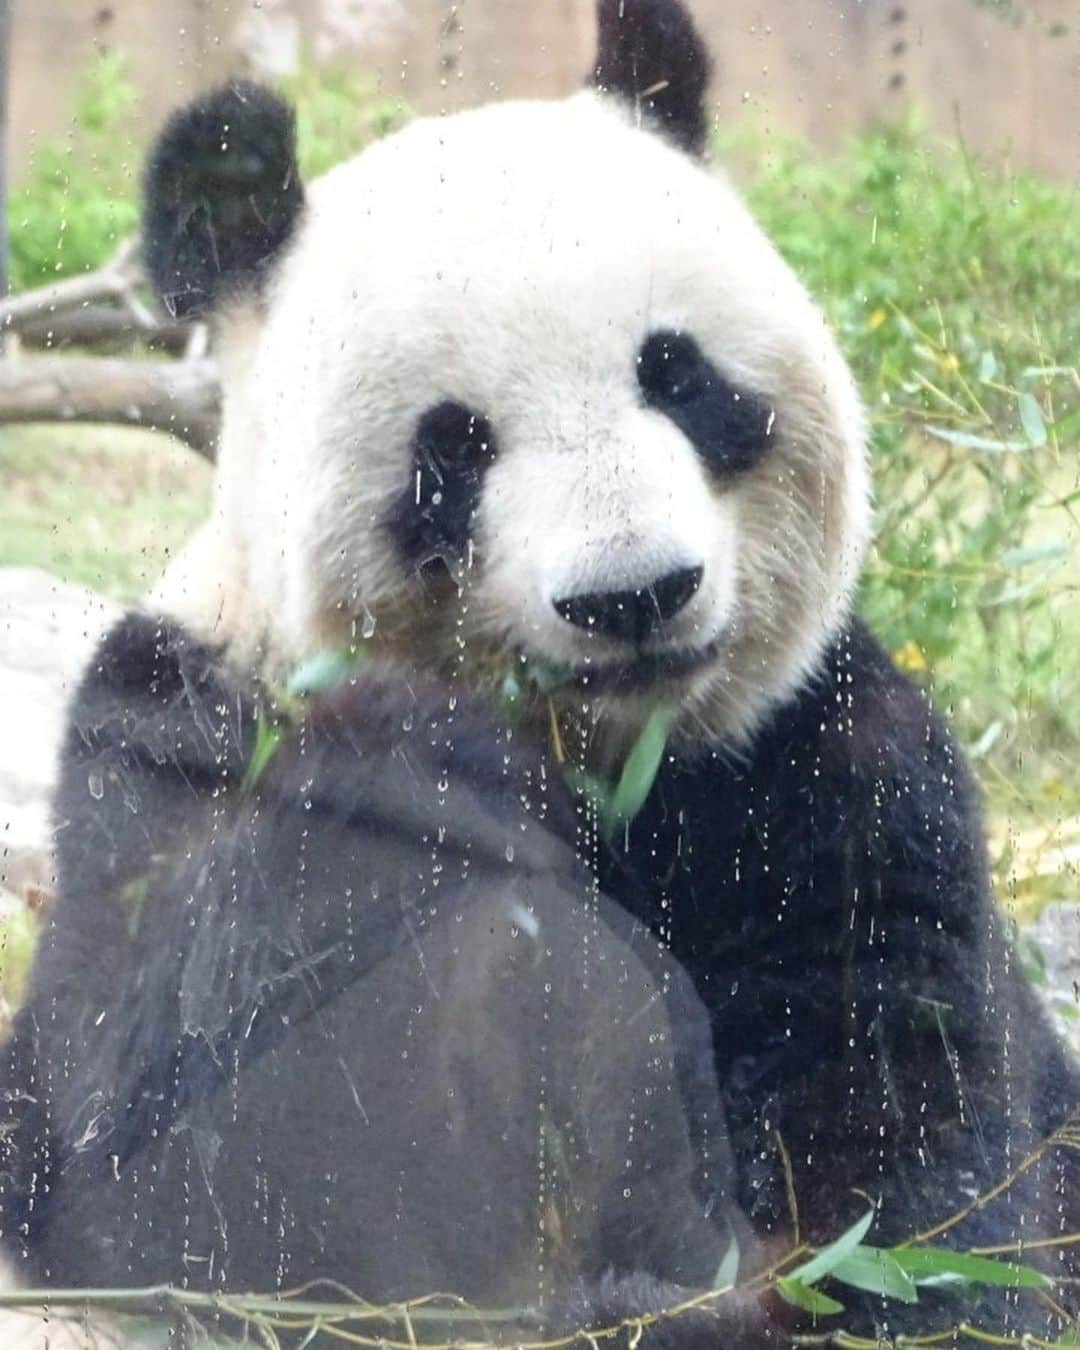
top-left (88, 772), bottom-right (104, 800)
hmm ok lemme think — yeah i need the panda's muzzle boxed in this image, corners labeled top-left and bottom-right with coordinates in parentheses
top-left (552, 565), bottom-right (703, 646)
top-left (565, 640), bottom-right (721, 695)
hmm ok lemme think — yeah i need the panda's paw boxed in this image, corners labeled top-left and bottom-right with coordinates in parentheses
top-left (63, 609), bottom-right (253, 778)
top-left (268, 663), bottom-right (577, 873)
top-left (558, 1271), bottom-right (778, 1349)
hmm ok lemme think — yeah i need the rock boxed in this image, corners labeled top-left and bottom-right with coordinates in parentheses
top-left (1029, 901), bottom-right (1080, 1058)
top-left (0, 568), bottom-right (120, 908)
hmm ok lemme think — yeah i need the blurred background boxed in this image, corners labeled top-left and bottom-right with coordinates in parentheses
top-left (8, 0), bottom-right (1079, 180)
top-left (0, 0), bottom-right (1077, 1039)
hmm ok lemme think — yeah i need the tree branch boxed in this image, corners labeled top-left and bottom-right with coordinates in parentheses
top-left (15, 303), bottom-right (192, 353)
top-left (0, 238), bottom-right (146, 328)
top-left (0, 354), bottom-right (221, 457)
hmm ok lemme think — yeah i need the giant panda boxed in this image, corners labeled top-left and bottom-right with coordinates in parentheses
top-left (1, 0), bottom-right (1077, 1345)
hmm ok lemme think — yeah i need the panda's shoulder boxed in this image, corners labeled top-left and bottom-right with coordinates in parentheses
top-left (671, 618), bottom-right (979, 842)
top-left (810, 618), bottom-right (974, 809)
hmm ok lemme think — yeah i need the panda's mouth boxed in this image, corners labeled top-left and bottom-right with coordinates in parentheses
top-left (564, 641), bottom-right (720, 694)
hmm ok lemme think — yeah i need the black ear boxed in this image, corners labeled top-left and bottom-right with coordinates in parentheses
top-left (142, 81), bottom-right (304, 319)
top-left (591, 0), bottom-right (712, 156)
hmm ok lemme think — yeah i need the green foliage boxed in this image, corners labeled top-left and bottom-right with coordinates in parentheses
top-left (774, 1209), bottom-right (1051, 1319)
top-left (8, 49), bottom-right (141, 290)
top-left (720, 116), bottom-right (1080, 809)
top-left (280, 58), bottom-right (408, 179)
top-left (6, 49), bottom-right (409, 293)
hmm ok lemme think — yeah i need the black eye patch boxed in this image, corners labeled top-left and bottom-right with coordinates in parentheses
top-left (637, 330), bottom-right (775, 475)
top-left (386, 401), bottom-right (496, 576)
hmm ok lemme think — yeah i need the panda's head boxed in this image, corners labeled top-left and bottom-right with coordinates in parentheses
top-left (146, 0), bottom-right (870, 747)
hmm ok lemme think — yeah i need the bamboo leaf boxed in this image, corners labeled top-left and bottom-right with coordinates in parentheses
top-left (788, 1209), bottom-right (876, 1285)
top-left (1021, 365), bottom-right (1076, 382)
top-left (775, 1278), bottom-right (845, 1316)
top-left (242, 716), bottom-right (284, 794)
top-left (714, 1235), bottom-right (741, 1289)
top-left (600, 704), bottom-right (676, 838)
top-left (830, 1247), bottom-right (919, 1303)
top-left (287, 647), bottom-right (367, 698)
top-left (889, 1247), bottom-right (1050, 1290)
top-left (1000, 542), bottom-right (1066, 568)
top-left (1018, 391), bottom-right (1048, 447)
top-left (925, 426), bottom-right (1031, 453)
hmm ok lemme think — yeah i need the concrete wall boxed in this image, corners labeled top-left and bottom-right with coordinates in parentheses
top-left (9, 0), bottom-right (1079, 181)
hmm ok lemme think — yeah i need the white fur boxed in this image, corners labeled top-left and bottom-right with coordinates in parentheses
top-left (155, 90), bottom-right (870, 742)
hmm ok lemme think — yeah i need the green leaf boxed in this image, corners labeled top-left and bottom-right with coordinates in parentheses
top-left (1021, 365), bottom-right (1076, 382)
top-left (499, 669), bottom-right (524, 708)
top-left (523, 656), bottom-right (572, 695)
top-left (977, 350), bottom-right (999, 382)
top-left (1000, 543), bottom-right (1066, 568)
top-left (600, 704), bottom-right (676, 839)
top-left (889, 1247), bottom-right (1051, 1290)
top-left (788, 1209), bottom-right (876, 1285)
top-left (1050, 406), bottom-right (1080, 444)
top-left (714, 1235), bottom-right (741, 1289)
top-left (775, 1278), bottom-right (845, 1316)
top-left (968, 719), bottom-right (1004, 760)
top-left (830, 1246), bottom-right (919, 1303)
top-left (0, 906), bottom-right (41, 1010)
top-left (1021, 936), bottom-right (1050, 988)
top-left (498, 657), bottom-right (571, 717)
top-left (984, 581), bottom-right (1041, 608)
top-left (1018, 392), bottom-right (1048, 447)
top-left (287, 647), bottom-right (367, 698)
top-left (925, 426), bottom-right (1031, 453)
top-left (242, 715), bottom-right (284, 795)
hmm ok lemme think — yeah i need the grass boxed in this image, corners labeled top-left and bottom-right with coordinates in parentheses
top-left (0, 424), bottom-right (209, 598)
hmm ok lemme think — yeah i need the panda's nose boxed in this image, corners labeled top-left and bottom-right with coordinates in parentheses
top-left (553, 565), bottom-right (704, 645)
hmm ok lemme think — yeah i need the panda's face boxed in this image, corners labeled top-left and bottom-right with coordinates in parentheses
top-left (224, 94), bottom-right (869, 743)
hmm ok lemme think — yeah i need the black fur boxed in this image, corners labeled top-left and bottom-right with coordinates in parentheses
top-left (638, 331), bottom-right (775, 476)
top-left (0, 617), bottom-right (779, 1349)
top-left (597, 619), bottom-right (1080, 1333)
top-left (592, 0), bottom-right (713, 155)
top-left (386, 400), bottom-right (497, 576)
top-left (142, 81), bottom-right (303, 318)
top-left (556, 1271), bottom-right (784, 1348)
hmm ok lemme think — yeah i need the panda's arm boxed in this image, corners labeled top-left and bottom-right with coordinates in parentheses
top-left (38, 611), bottom-right (253, 997)
top-left (5, 614), bottom-right (575, 1203)
top-left (0, 611), bottom-right (254, 1242)
top-left (607, 619), bottom-right (1079, 1251)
